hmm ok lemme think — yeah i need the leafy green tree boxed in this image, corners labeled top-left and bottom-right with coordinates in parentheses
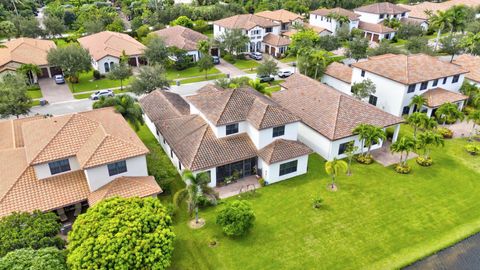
top-left (0, 73), bottom-right (32, 119)
top-left (461, 32), bottom-right (480, 55)
top-left (0, 20), bottom-right (16, 40)
top-left (460, 81), bottom-right (479, 106)
top-left (193, 19), bottom-right (209, 33)
top-left (435, 102), bottom-right (464, 125)
top-left (405, 36), bottom-right (433, 55)
top-left (350, 78), bottom-right (376, 100)
top-left (136, 25), bottom-right (150, 39)
top-left (197, 39), bottom-right (211, 54)
top-left (47, 44), bottom-right (92, 85)
top-left (409, 95), bottom-right (427, 113)
top-left (0, 247), bottom-right (67, 270)
top-left (396, 22), bottom-right (424, 40)
top-left (345, 37), bottom-right (369, 62)
top-left (407, 112), bottom-right (429, 139)
top-left (12, 16), bottom-right (43, 38)
top-left (0, 211), bottom-right (64, 257)
top-left (106, 62), bottom-right (132, 90)
top-left (44, 16), bottom-right (66, 38)
top-left (83, 20), bottom-right (104, 34)
top-left (440, 34), bottom-right (464, 62)
top-left (93, 94), bottom-right (144, 130)
top-left (390, 136), bottom-right (416, 166)
top-left (467, 109), bottom-right (480, 139)
top-left (383, 18), bottom-right (401, 29)
top-left (216, 200), bottom-right (255, 236)
top-left (218, 29), bottom-right (249, 56)
top-left (428, 9), bottom-right (453, 51)
top-left (368, 40), bottom-right (402, 56)
top-left (106, 18), bottom-right (124, 32)
top-left (248, 79), bottom-right (269, 96)
top-left (317, 35), bottom-right (342, 51)
top-left (447, 4), bottom-right (470, 33)
top-left (144, 35), bottom-right (169, 65)
top-left (256, 57), bottom-right (279, 77)
top-left (197, 55), bottom-right (214, 79)
top-left (67, 197), bottom-right (175, 270)
top-left (289, 28), bottom-right (320, 56)
top-left (130, 64), bottom-right (170, 95)
top-left (325, 158), bottom-right (348, 190)
top-left (171, 15), bottom-right (194, 28)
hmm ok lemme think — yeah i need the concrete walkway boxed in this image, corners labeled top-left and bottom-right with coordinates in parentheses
top-left (38, 78), bottom-right (74, 104)
top-left (215, 60), bottom-right (247, 77)
top-left (371, 141), bottom-right (418, 167)
top-left (214, 176), bottom-right (260, 199)
top-left (448, 121), bottom-right (476, 139)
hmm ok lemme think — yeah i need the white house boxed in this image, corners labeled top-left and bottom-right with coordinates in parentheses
top-left (78, 31), bottom-right (146, 74)
top-left (322, 62), bottom-right (353, 94)
top-left (453, 54), bottom-right (480, 87)
top-left (309, 8), bottom-right (360, 35)
top-left (354, 2), bottom-right (410, 24)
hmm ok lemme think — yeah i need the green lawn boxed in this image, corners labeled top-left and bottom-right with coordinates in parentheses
top-left (27, 86), bottom-right (43, 99)
top-left (233, 59), bottom-right (260, 70)
top-left (279, 56), bottom-right (296, 63)
top-left (69, 71), bottom-right (134, 93)
top-left (166, 137), bottom-right (480, 269)
top-left (53, 38), bottom-right (76, 47)
top-left (167, 66), bottom-right (221, 81)
top-left (31, 100), bottom-right (41, 106)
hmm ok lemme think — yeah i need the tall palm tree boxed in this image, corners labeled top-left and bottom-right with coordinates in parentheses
top-left (420, 116), bottom-right (438, 131)
top-left (325, 158), bottom-right (347, 190)
top-left (409, 95), bottom-right (427, 113)
top-left (448, 5), bottom-right (468, 33)
top-left (310, 50), bottom-right (330, 80)
top-left (93, 95), bottom-right (144, 131)
top-left (197, 39), bottom-right (211, 55)
top-left (460, 81), bottom-right (479, 106)
top-left (17, 64), bottom-right (41, 85)
top-left (428, 10), bottom-right (453, 51)
top-left (467, 110), bottom-right (480, 140)
top-left (435, 102), bottom-right (464, 125)
top-left (390, 136), bottom-right (416, 166)
top-left (407, 112), bottom-right (428, 139)
top-left (417, 131), bottom-right (444, 161)
top-left (248, 79), bottom-right (270, 96)
top-left (352, 123), bottom-right (370, 156)
top-left (353, 124), bottom-right (386, 157)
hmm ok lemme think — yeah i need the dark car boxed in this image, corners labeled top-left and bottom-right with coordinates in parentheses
top-left (212, 56), bottom-right (220, 65)
top-left (257, 74), bottom-right (274, 83)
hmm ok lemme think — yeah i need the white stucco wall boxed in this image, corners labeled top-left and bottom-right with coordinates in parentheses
top-left (94, 56), bottom-right (120, 74)
top-left (214, 24), bottom-right (280, 53)
top-left (322, 75), bottom-right (352, 95)
top-left (309, 14), bottom-right (359, 35)
top-left (186, 50), bottom-right (201, 62)
top-left (34, 156), bottom-right (81, 180)
top-left (84, 155), bottom-right (148, 191)
top-left (258, 155), bottom-right (308, 184)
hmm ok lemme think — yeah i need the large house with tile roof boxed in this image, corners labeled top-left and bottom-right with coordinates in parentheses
top-left (452, 54), bottom-right (480, 87)
top-left (78, 31), bottom-right (146, 74)
top-left (140, 74), bottom-right (403, 186)
top-left (0, 108), bottom-right (161, 217)
top-left (309, 8), bottom-right (360, 35)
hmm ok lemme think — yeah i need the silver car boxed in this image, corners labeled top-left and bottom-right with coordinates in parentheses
top-left (54, 75), bottom-right (65, 84)
top-left (90, 90), bottom-right (114, 100)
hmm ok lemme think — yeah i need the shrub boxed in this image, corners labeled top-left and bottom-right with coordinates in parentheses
top-left (216, 200), bottom-right (255, 237)
top-left (236, 53), bottom-right (246, 60)
top-left (222, 53), bottom-right (235, 64)
top-left (312, 197), bottom-right (323, 209)
top-left (258, 178), bottom-right (266, 187)
top-left (356, 154), bottom-right (374, 164)
top-left (416, 156), bottom-right (433, 166)
top-left (465, 144), bottom-right (480, 155)
top-left (0, 247), bottom-right (67, 270)
top-left (394, 164), bottom-right (411, 174)
top-left (438, 127), bottom-right (453, 139)
top-left (93, 70), bottom-right (101, 80)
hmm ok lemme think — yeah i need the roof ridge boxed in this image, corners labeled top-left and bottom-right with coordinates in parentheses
top-left (216, 90), bottom-right (236, 124)
top-left (187, 124), bottom-right (209, 168)
top-left (331, 94), bottom-right (344, 139)
top-left (10, 120), bottom-right (16, 148)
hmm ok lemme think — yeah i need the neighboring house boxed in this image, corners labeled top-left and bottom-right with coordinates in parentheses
top-left (309, 8), bottom-right (360, 35)
top-left (272, 74), bottom-right (403, 161)
top-left (282, 23), bottom-right (332, 39)
top-left (322, 62), bottom-right (352, 94)
top-left (0, 108), bottom-right (161, 217)
top-left (452, 54), bottom-right (480, 87)
top-left (0, 38), bottom-right (61, 82)
top-left (358, 21), bottom-right (396, 42)
top-left (152, 25), bottom-right (210, 62)
top-left (256, 9), bottom-right (303, 32)
top-left (78, 31), bottom-right (146, 74)
top-left (140, 86), bottom-right (312, 186)
top-left (350, 54), bottom-right (468, 117)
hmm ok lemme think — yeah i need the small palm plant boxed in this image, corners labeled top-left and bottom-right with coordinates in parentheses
top-left (420, 116), bottom-right (438, 131)
top-left (416, 131), bottom-right (444, 166)
top-left (93, 94), bottom-right (144, 131)
top-left (353, 124), bottom-right (386, 164)
top-left (325, 158), bottom-right (348, 191)
top-left (248, 79), bottom-right (270, 96)
top-left (409, 95), bottom-right (427, 113)
top-left (390, 136), bottom-right (416, 173)
top-left (17, 64), bottom-right (41, 85)
top-left (435, 102), bottom-right (464, 125)
top-left (407, 112), bottom-right (428, 139)
top-left (344, 143), bottom-right (358, 176)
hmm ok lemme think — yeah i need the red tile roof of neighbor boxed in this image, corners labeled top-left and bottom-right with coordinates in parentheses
top-left (256, 9), bottom-right (303, 23)
top-left (354, 2), bottom-right (410, 14)
top-left (262, 33), bottom-right (291, 47)
top-left (77, 31), bottom-right (146, 61)
top-left (0, 38), bottom-right (56, 67)
top-left (274, 74), bottom-right (403, 141)
top-left (358, 21), bottom-right (396, 34)
top-left (214, 14), bottom-right (279, 30)
top-left (311, 7), bottom-right (360, 20)
top-left (399, 0), bottom-right (480, 20)
top-left (152, 26), bottom-right (208, 51)
top-left (324, 62), bottom-right (353, 84)
top-left (421, 88), bottom-right (468, 108)
top-left (453, 54), bottom-right (480, 84)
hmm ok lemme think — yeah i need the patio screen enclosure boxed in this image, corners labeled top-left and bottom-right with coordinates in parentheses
top-left (216, 157), bottom-right (257, 185)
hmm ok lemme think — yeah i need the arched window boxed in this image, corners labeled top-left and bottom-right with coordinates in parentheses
top-left (256, 41), bottom-right (262, 52)
top-left (250, 42), bottom-right (255, 52)
top-left (104, 62), bottom-right (110, 72)
top-left (110, 61), bottom-right (115, 68)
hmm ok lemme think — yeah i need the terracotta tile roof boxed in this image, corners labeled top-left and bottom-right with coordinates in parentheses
top-left (453, 54), bottom-right (480, 84)
top-left (186, 86), bottom-right (299, 129)
top-left (262, 33), bottom-right (290, 47)
top-left (352, 54), bottom-right (468, 85)
top-left (258, 139), bottom-right (312, 164)
top-left (77, 31), bottom-right (146, 61)
top-left (87, 176), bottom-right (161, 205)
top-left (139, 90), bottom-right (190, 123)
top-left (0, 149), bottom-right (29, 201)
top-left (354, 2), bottom-right (410, 14)
top-left (311, 7), bottom-right (360, 20)
top-left (214, 14), bottom-right (279, 30)
top-left (153, 26), bottom-right (208, 51)
top-left (400, 17), bottom-right (427, 25)
top-left (421, 87), bottom-right (468, 108)
top-left (0, 38), bottom-right (56, 67)
top-left (358, 21), bottom-right (396, 34)
top-left (274, 74), bottom-right (403, 140)
top-left (255, 9), bottom-right (303, 23)
top-left (282, 24), bottom-right (331, 38)
top-left (324, 62), bottom-right (352, 84)
top-left (399, 0), bottom-right (480, 20)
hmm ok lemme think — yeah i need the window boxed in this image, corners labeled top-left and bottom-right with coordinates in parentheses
top-left (107, 160), bottom-right (127, 176)
top-left (266, 27), bottom-right (272, 33)
top-left (380, 14), bottom-right (385, 19)
top-left (420, 81), bottom-right (428, 90)
top-left (443, 77), bottom-right (448, 84)
top-left (279, 160), bottom-right (298, 176)
top-left (48, 159), bottom-right (71, 175)
top-left (104, 62), bottom-right (110, 72)
top-left (178, 161), bottom-right (182, 170)
top-left (402, 106), bottom-right (410, 115)
top-left (226, 123), bottom-right (239, 135)
top-left (361, 70), bottom-right (365, 77)
top-left (408, 84), bottom-right (416, 93)
top-left (272, 126), bottom-right (285, 137)
top-left (385, 34), bottom-right (390, 39)
top-left (433, 79), bottom-right (438, 87)
top-left (338, 141), bottom-right (354, 155)
top-left (368, 95), bottom-right (378, 106)
top-left (402, 12), bottom-right (406, 17)
top-left (170, 149), bottom-right (173, 158)
top-left (163, 138), bottom-right (166, 144)
top-left (452, 75), bottom-right (460, 83)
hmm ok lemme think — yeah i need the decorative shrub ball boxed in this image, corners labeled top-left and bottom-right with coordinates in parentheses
top-left (356, 154), bottom-right (374, 164)
top-left (464, 144), bottom-right (480, 155)
top-left (216, 200), bottom-right (255, 237)
top-left (416, 156), bottom-right (433, 167)
top-left (437, 127), bottom-right (453, 139)
top-left (395, 164), bottom-right (411, 174)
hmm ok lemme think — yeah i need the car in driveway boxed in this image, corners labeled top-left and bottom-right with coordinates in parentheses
top-left (54, 75), bottom-right (65, 84)
top-left (257, 74), bottom-right (274, 83)
top-left (212, 56), bottom-right (220, 65)
top-left (90, 90), bottom-right (114, 100)
top-left (277, 69), bottom-right (293, 78)
top-left (250, 52), bottom-right (263, 60)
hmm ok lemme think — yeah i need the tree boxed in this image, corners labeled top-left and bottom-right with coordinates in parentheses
top-left (93, 95), bottom-right (144, 130)
top-left (216, 200), bottom-right (255, 237)
top-left (409, 95), bottom-right (427, 113)
top-left (0, 211), bottom-right (64, 257)
top-left (197, 55), bottom-right (214, 79)
top-left (171, 15), bottom-right (194, 28)
top-left (325, 158), bottom-right (348, 190)
top-left (405, 37), bottom-right (433, 54)
top-left (256, 58), bottom-right (278, 77)
top-left (390, 136), bottom-right (416, 166)
top-left (345, 38), bottom-right (369, 62)
top-left (447, 4), bottom-right (469, 33)
top-left (289, 28), bottom-right (320, 55)
top-left (12, 16), bottom-right (43, 38)
top-left (0, 73), bottom-right (32, 119)
top-left (136, 25), bottom-right (150, 39)
top-left (440, 34), bottom-right (463, 62)
top-left (435, 102), bottom-right (464, 125)
top-left (420, 116), bottom-right (439, 131)
top-left (17, 63), bottom-right (40, 85)
top-left (67, 197), bottom-right (175, 270)
top-left (396, 23), bottom-right (424, 40)
top-left (248, 79), bottom-right (269, 96)
top-left (106, 62), bottom-right (132, 90)
top-left (416, 131), bottom-right (444, 162)
top-left (0, 247), bottom-right (67, 270)
top-left (44, 16), bottom-right (66, 38)
top-left (84, 20), bottom-right (104, 34)
top-left (218, 29), bottom-right (249, 55)
top-left (0, 21), bottom-right (16, 40)
top-left (383, 18), bottom-right (401, 29)
top-left (143, 35), bottom-right (169, 66)
top-left (310, 50), bottom-right (330, 80)
top-left (193, 19), bottom-right (209, 33)
top-left (428, 10), bottom-right (453, 51)
top-left (197, 39), bottom-right (211, 55)
top-left (129, 64), bottom-right (170, 95)
top-left (407, 112), bottom-right (428, 139)
top-left (467, 110), bottom-right (480, 140)
top-left (461, 32), bottom-right (480, 55)
top-left (353, 124), bottom-right (386, 157)
top-left (47, 44), bottom-right (92, 85)
top-left (350, 78), bottom-right (376, 100)
top-left (368, 40), bottom-right (402, 56)
top-left (460, 81), bottom-right (479, 106)
top-left (317, 35), bottom-right (342, 51)
top-left (344, 143), bottom-right (358, 176)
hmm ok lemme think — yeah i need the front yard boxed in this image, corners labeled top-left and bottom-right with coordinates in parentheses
top-left (232, 59), bottom-right (260, 73)
top-left (68, 71), bottom-right (134, 93)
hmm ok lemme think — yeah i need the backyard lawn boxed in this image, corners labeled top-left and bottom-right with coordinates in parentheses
top-left (69, 71), bottom-right (134, 93)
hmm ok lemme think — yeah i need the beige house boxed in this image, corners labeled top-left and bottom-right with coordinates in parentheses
top-left (0, 108), bottom-right (161, 218)
top-left (0, 38), bottom-right (61, 82)
top-left (152, 25), bottom-right (210, 61)
top-left (78, 31), bottom-right (146, 74)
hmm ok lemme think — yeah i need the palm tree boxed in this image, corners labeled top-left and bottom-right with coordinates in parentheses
top-left (310, 50), bottom-right (330, 80)
top-left (460, 81), bottom-right (479, 106)
top-left (17, 64), bottom-right (41, 85)
top-left (197, 39), bottom-right (211, 55)
top-left (344, 143), bottom-right (358, 176)
top-left (448, 5), bottom-right (468, 33)
top-left (383, 18), bottom-right (401, 29)
top-left (417, 131), bottom-right (444, 161)
top-left (420, 116), bottom-right (438, 131)
top-left (353, 124), bottom-right (386, 157)
top-left (352, 123), bottom-right (370, 156)
top-left (93, 95), bottom-right (144, 131)
top-left (248, 79), bottom-right (270, 96)
top-left (325, 158), bottom-right (347, 190)
top-left (326, 13), bottom-right (349, 31)
top-left (390, 136), bottom-right (416, 166)
top-left (428, 10), bottom-right (453, 51)
top-left (461, 32), bottom-right (480, 54)
top-left (407, 112), bottom-right (428, 139)
top-left (467, 110), bottom-right (480, 140)
top-left (435, 102), bottom-right (464, 125)
top-left (409, 95), bottom-right (427, 113)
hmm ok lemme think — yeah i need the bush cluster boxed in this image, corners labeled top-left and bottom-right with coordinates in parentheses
top-left (216, 200), bottom-right (255, 237)
top-left (465, 144), bottom-right (480, 155)
top-left (394, 164), bottom-right (411, 174)
top-left (416, 156), bottom-right (433, 167)
top-left (437, 127), bottom-right (453, 139)
top-left (356, 154), bottom-right (374, 164)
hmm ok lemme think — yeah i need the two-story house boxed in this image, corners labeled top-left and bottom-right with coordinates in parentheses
top-left (349, 54), bottom-right (469, 117)
top-left (0, 108), bottom-right (161, 218)
top-left (256, 9), bottom-right (303, 32)
top-left (309, 8), bottom-right (360, 35)
top-left (452, 54), bottom-right (480, 87)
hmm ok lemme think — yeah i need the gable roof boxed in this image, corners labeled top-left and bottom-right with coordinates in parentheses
top-left (273, 74), bottom-right (403, 140)
top-left (139, 90), bottom-right (190, 123)
top-left (262, 33), bottom-right (291, 47)
top-left (0, 38), bottom-right (56, 67)
top-left (354, 2), bottom-right (410, 14)
top-left (453, 54), bottom-right (480, 83)
top-left (153, 26), bottom-right (208, 51)
top-left (311, 7), bottom-right (360, 20)
top-left (214, 14), bottom-right (279, 30)
top-left (186, 85), bottom-right (299, 129)
top-left (258, 139), bottom-right (312, 164)
top-left (421, 87), bottom-right (468, 108)
top-left (358, 21), bottom-right (396, 34)
top-left (351, 54), bottom-right (468, 85)
top-left (255, 9), bottom-right (303, 23)
top-left (324, 62), bottom-right (352, 84)
top-left (398, 0), bottom-right (480, 20)
top-left (77, 31), bottom-right (146, 61)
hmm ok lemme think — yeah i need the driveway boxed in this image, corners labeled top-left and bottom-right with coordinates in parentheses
top-left (38, 78), bottom-right (74, 104)
top-left (215, 60), bottom-right (247, 77)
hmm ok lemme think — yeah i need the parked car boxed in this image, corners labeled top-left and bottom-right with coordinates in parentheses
top-left (277, 69), bottom-right (293, 78)
top-left (90, 90), bottom-right (114, 100)
top-left (54, 75), bottom-right (65, 84)
top-left (212, 56), bottom-right (220, 65)
top-left (257, 74), bottom-right (274, 83)
top-left (250, 52), bottom-right (263, 60)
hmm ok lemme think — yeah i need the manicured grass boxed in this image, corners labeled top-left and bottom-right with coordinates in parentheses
top-left (167, 66), bottom-right (221, 81)
top-left (233, 59), bottom-right (260, 70)
top-left (279, 56), bottom-right (296, 63)
top-left (69, 71), bottom-right (134, 93)
top-left (27, 86), bottom-right (43, 99)
top-left (204, 30), bottom-right (213, 39)
top-left (179, 74), bottom-right (226, 84)
top-left (31, 100), bottom-right (41, 106)
top-left (168, 138), bottom-right (480, 269)
top-left (53, 38), bottom-right (76, 47)
top-left (264, 85), bottom-right (281, 93)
